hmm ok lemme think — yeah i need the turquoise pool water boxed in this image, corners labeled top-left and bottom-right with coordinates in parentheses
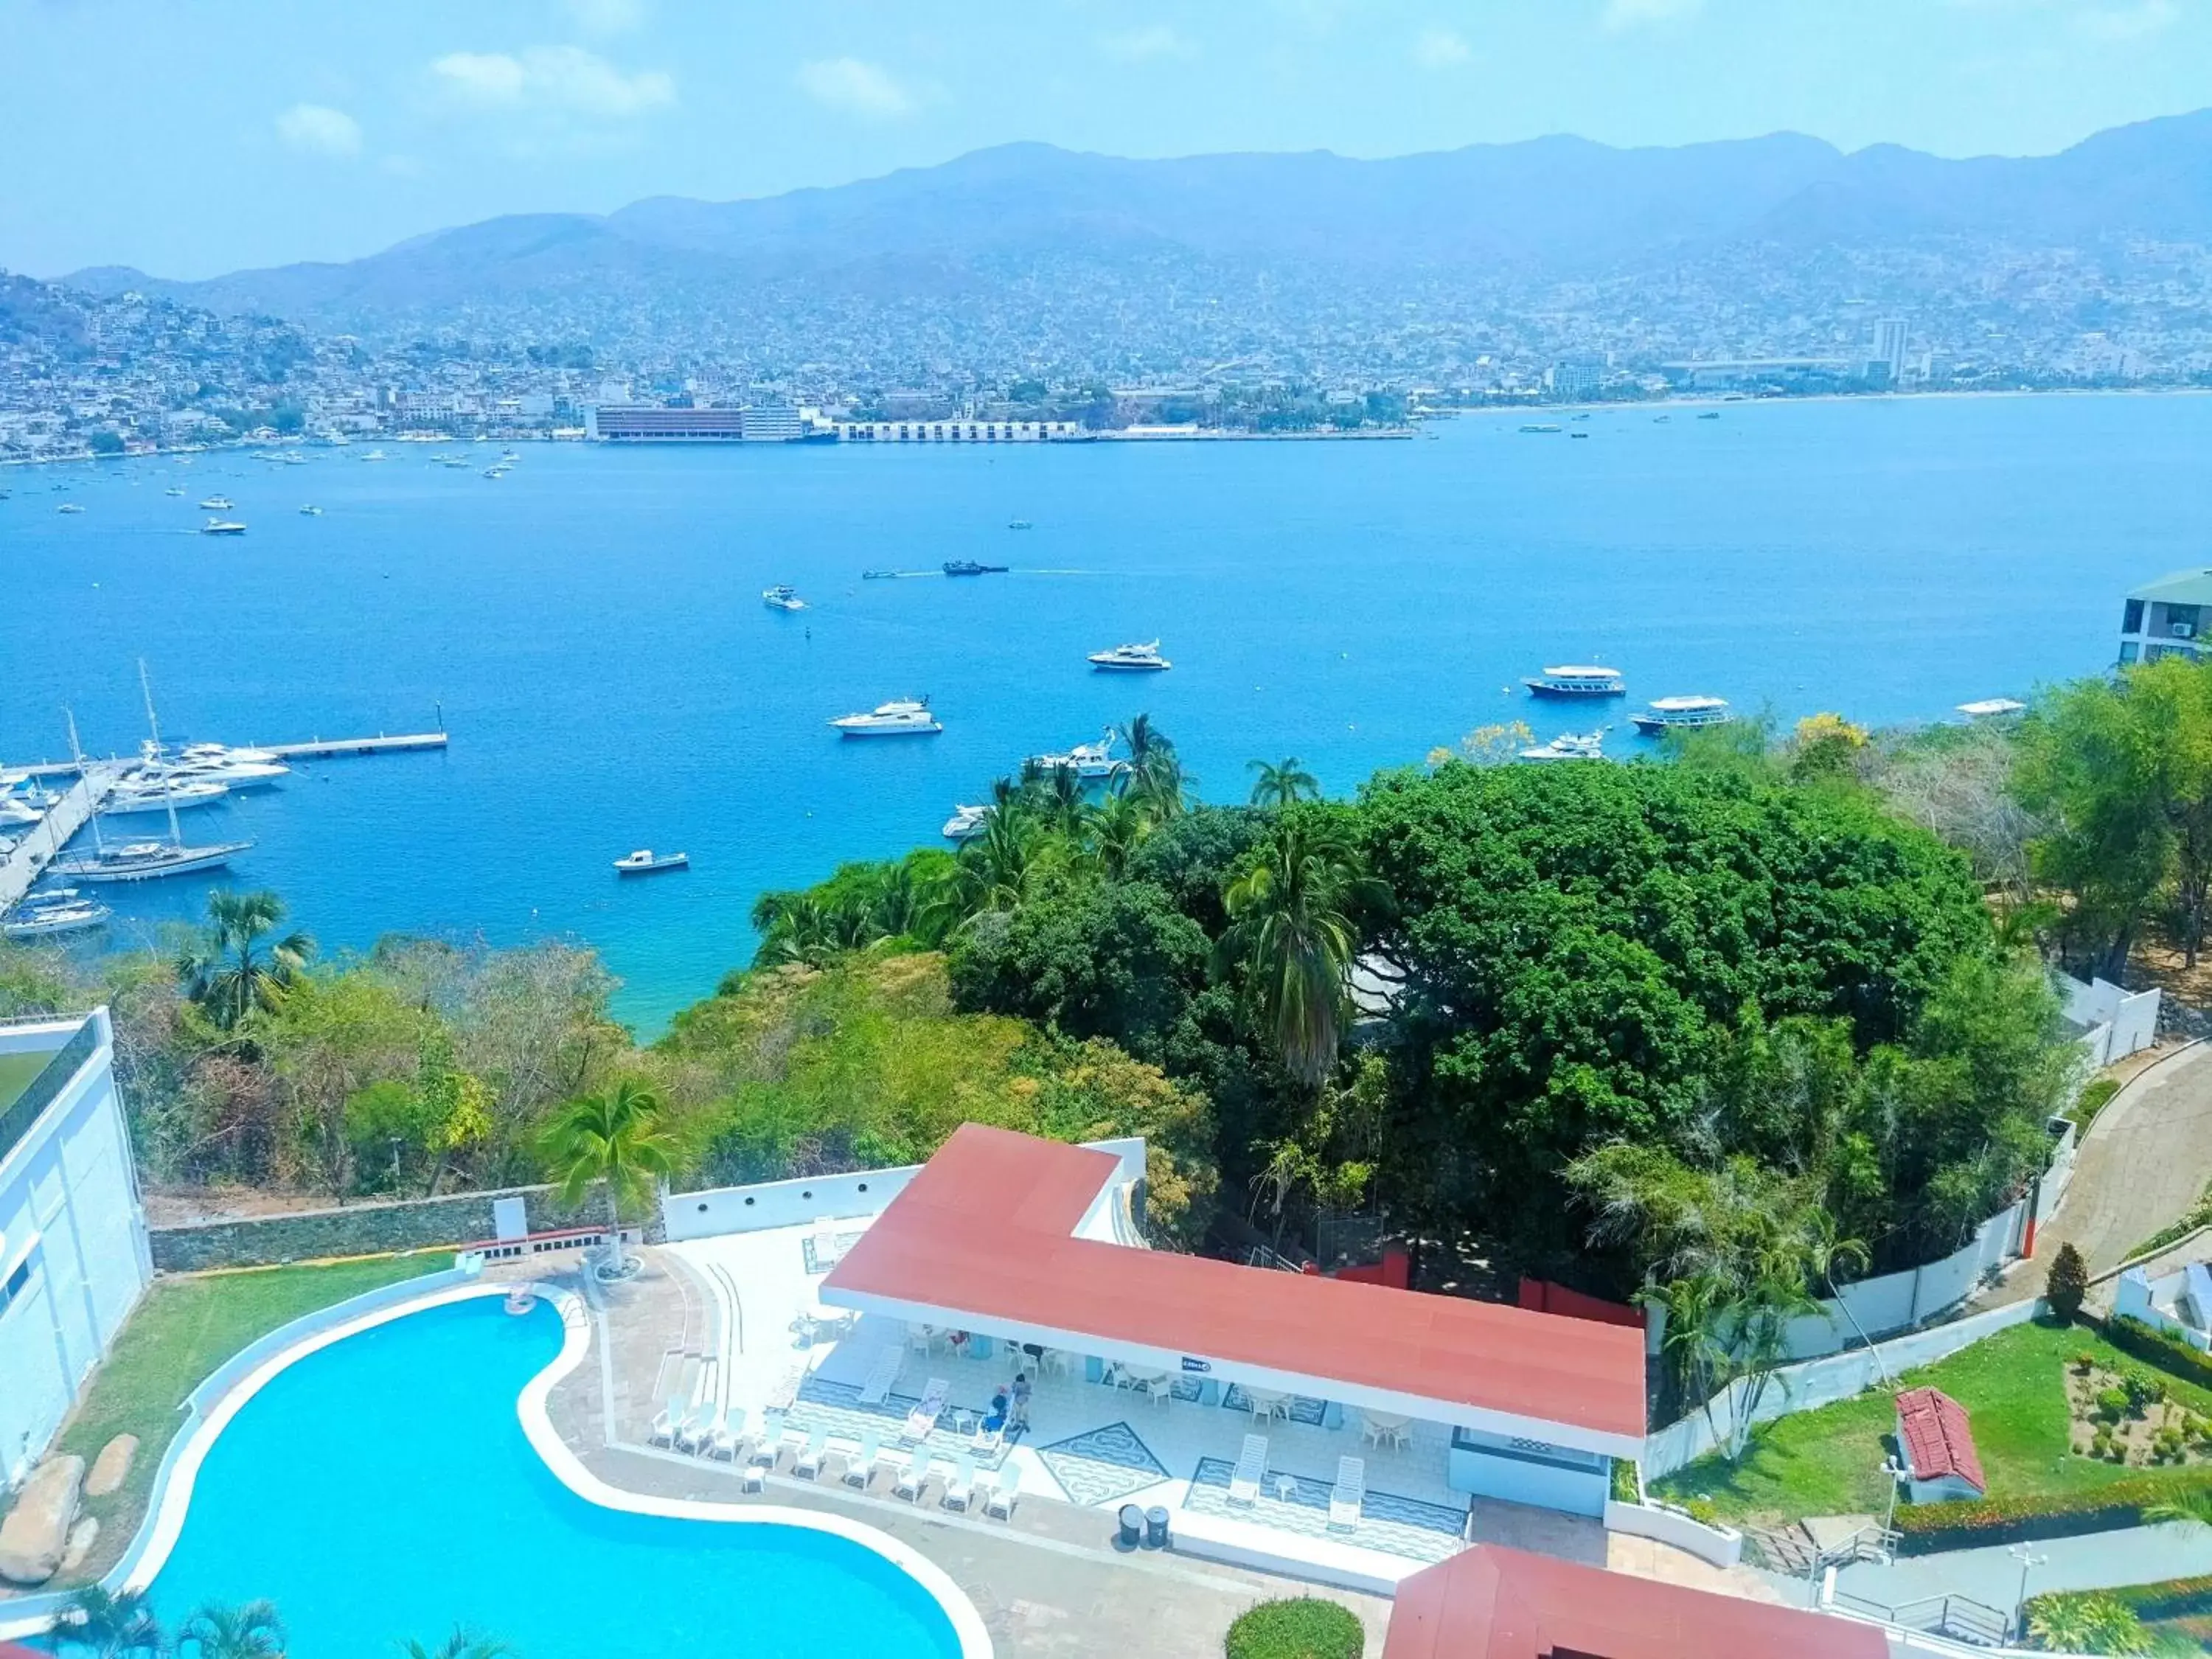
top-left (136, 1297), bottom-right (964, 1659)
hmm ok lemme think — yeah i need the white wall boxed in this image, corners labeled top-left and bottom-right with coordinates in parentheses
top-left (1775, 1199), bottom-right (2028, 1362)
top-left (2063, 973), bottom-right (2161, 1068)
top-left (1603, 1498), bottom-right (1743, 1567)
top-left (2114, 1267), bottom-right (2212, 1353)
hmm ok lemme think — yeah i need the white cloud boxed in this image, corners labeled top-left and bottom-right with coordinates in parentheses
top-left (795, 57), bottom-right (914, 119)
top-left (563, 0), bottom-right (645, 36)
top-left (275, 102), bottom-right (363, 159)
top-left (2076, 0), bottom-right (2178, 40)
top-left (1600, 0), bottom-right (1703, 29)
top-left (431, 46), bottom-right (673, 116)
top-left (1413, 27), bottom-right (1472, 68)
top-left (1099, 24), bottom-right (1197, 63)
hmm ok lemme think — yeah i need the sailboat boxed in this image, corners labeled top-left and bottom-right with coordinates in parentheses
top-left (49, 675), bottom-right (252, 884)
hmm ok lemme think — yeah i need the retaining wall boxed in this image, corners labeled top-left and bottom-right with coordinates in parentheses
top-left (148, 1185), bottom-right (654, 1270)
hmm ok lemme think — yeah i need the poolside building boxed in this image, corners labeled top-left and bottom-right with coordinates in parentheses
top-left (0, 1012), bottom-right (153, 1486)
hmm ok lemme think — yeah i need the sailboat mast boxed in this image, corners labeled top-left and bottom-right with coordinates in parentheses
top-left (138, 660), bottom-right (184, 849)
top-left (65, 706), bottom-right (105, 855)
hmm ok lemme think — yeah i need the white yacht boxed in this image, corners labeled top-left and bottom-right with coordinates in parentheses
top-left (299, 504), bottom-right (323, 515)
top-left (1631, 695), bottom-right (1733, 735)
top-left (102, 775), bottom-right (231, 815)
top-left (57, 503), bottom-right (84, 514)
top-left (830, 698), bottom-right (943, 737)
top-left (199, 495), bottom-right (234, 510)
top-left (52, 838), bottom-right (250, 883)
top-left (1519, 730), bottom-right (1608, 762)
top-left (201, 518), bottom-right (248, 535)
top-left (0, 797), bottom-right (44, 827)
top-left (1523, 665), bottom-right (1627, 699)
top-left (1029, 730), bottom-right (1124, 781)
top-left (3, 891), bottom-right (112, 940)
top-left (762, 585), bottom-right (807, 612)
top-left (942, 804), bottom-right (989, 841)
top-left (144, 742), bottom-right (290, 788)
top-left (1087, 641), bottom-right (1172, 672)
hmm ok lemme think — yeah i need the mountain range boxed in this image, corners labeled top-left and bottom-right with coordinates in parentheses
top-left (58, 110), bottom-right (2212, 344)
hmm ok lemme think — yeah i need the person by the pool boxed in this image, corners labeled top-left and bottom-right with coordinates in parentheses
top-left (983, 1383), bottom-right (1011, 1433)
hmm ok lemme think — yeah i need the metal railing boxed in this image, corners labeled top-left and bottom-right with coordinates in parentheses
top-left (0, 1018), bottom-right (100, 1169)
top-left (1832, 1589), bottom-right (2010, 1648)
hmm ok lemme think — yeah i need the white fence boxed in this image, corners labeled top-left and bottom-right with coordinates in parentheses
top-left (1643, 1299), bottom-right (2043, 1479)
top-left (1602, 1497), bottom-right (1743, 1566)
top-left (2114, 1265), bottom-right (2212, 1353)
top-left (2064, 973), bottom-right (2161, 1068)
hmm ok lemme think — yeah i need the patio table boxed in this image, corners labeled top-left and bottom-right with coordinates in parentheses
top-left (1362, 1411), bottom-right (1411, 1450)
top-left (1244, 1387), bottom-right (1291, 1422)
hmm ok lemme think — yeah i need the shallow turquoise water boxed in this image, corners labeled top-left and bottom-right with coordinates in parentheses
top-left (4, 395), bottom-right (2208, 1026)
top-left (137, 1296), bottom-right (961, 1659)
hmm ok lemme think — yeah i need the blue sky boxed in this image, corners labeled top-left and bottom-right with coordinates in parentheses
top-left (4, 0), bottom-right (2209, 279)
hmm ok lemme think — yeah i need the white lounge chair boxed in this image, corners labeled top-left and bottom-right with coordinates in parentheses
top-left (857, 1346), bottom-right (903, 1407)
top-left (905, 1376), bottom-right (949, 1441)
top-left (675, 1399), bottom-right (717, 1453)
top-left (983, 1461), bottom-right (1021, 1519)
top-left (1228, 1433), bottom-right (1267, 1507)
top-left (704, 1407), bottom-right (746, 1461)
top-left (893, 1446), bottom-right (932, 1502)
top-left (811, 1217), bottom-right (849, 1270)
top-left (842, 1425), bottom-right (883, 1488)
top-left (793, 1425), bottom-right (831, 1480)
top-left (741, 1409), bottom-right (785, 1490)
top-left (941, 1451), bottom-right (978, 1511)
top-left (647, 1396), bottom-right (684, 1448)
top-left (1329, 1455), bottom-right (1365, 1530)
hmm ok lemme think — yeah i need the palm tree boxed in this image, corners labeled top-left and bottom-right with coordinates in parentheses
top-left (1113, 713), bottom-right (1171, 778)
top-left (954, 805), bottom-right (1038, 917)
top-left (543, 1077), bottom-right (675, 1279)
top-left (750, 890), bottom-right (837, 967)
top-left (1085, 790), bottom-right (1150, 879)
top-left (399, 1630), bottom-right (510, 1659)
top-left (62, 1587), bottom-right (166, 1659)
top-left (181, 1599), bottom-right (285, 1659)
top-left (1248, 757), bottom-right (1318, 808)
top-left (1800, 1211), bottom-right (1883, 1378)
top-left (1215, 818), bottom-right (1374, 1087)
top-left (177, 889), bottom-right (313, 1029)
top-left (2146, 1486), bottom-right (2212, 1528)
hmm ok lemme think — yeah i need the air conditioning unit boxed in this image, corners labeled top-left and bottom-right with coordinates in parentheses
top-left (2176, 623), bottom-right (2197, 640)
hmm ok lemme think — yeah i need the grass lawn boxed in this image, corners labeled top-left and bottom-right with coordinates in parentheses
top-left (49, 1252), bottom-right (444, 1587)
top-left (1651, 1316), bottom-right (2212, 1528)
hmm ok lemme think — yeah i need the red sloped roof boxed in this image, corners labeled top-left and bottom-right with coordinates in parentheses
top-left (1382, 1543), bottom-right (1889, 1659)
top-left (823, 1124), bottom-right (1647, 1444)
top-left (1895, 1385), bottom-right (1986, 1493)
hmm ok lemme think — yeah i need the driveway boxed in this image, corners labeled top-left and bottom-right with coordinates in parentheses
top-left (1980, 1042), bottom-right (2212, 1307)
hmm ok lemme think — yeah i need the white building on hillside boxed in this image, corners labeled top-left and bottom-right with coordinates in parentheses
top-left (0, 1011), bottom-right (153, 1485)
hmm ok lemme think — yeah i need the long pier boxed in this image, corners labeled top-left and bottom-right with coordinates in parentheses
top-left (0, 765), bottom-right (124, 913)
top-left (260, 732), bottom-right (448, 759)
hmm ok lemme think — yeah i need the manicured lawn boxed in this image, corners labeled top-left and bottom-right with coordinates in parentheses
top-left (52, 1252), bottom-right (443, 1587)
top-left (1652, 1317), bottom-right (2212, 1528)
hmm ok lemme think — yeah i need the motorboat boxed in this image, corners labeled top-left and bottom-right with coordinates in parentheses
top-left (1007, 519), bottom-right (1033, 530)
top-left (362, 449), bottom-right (386, 461)
top-left (3, 896), bottom-right (112, 940)
top-left (830, 698), bottom-right (943, 737)
top-left (299, 505), bottom-right (323, 515)
top-left (942, 560), bottom-right (1008, 577)
top-left (1520, 424), bottom-right (1562, 434)
top-left (1088, 641), bottom-right (1172, 672)
top-left (762, 585), bottom-right (807, 612)
top-left (1631, 695), bottom-right (1733, 735)
top-left (861, 569), bottom-right (900, 580)
top-left (1697, 411), bottom-right (1721, 420)
top-left (51, 839), bottom-right (250, 883)
top-left (142, 743), bottom-right (290, 789)
top-left (57, 503), bottom-right (84, 514)
top-left (613, 849), bottom-right (689, 875)
top-left (1029, 730), bottom-right (1123, 781)
top-left (942, 804), bottom-right (989, 841)
top-left (164, 486), bottom-right (185, 496)
top-left (1519, 731), bottom-right (1608, 762)
top-left (1523, 665), bottom-right (1627, 698)
top-left (101, 776), bottom-right (231, 815)
top-left (199, 496), bottom-right (234, 510)
top-left (0, 798), bottom-right (43, 827)
top-left (201, 519), bottom-right (248, 535)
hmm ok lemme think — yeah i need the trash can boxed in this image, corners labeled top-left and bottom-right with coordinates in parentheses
top-left (1117, 1504), bottom-right (1144, 1548)
top-left (1145, 1506), bottom-right (1171, 1548)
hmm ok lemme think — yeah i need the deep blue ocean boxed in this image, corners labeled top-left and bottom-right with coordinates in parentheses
top-left (5, 394), bottom-right (2208, 1030)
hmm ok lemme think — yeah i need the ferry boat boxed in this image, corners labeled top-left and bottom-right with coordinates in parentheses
top-left (942, 804), bottom-right (989, 841)
top-left (1523, 665), bottom-right (1627, 699)
top-left (942, 560), bottom-right (1008, 577)
top-left (762, 585), bottom-right (807, 612)
top-left (1631, 695), bottom-right (1733, 735)
top-left (830, 698), bottom-right (943, 737)
top-left (201, 519), bottom-right (248, 535)
top-left (1519, 731), bottom-right (1607, 762)
top-left (199, 496), bottom-right (234, 510)
top-left (613, 849), bottom-right (689, 875)
top-left (1087, 641), bottom-right (1172, 672)
top-left (1029, 730), bottom-right (1123, 781)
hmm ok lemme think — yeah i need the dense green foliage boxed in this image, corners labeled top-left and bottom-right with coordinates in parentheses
top-left (1893, 1466), bottom-right (2212, 1551)
top-left (1222, 1597), bottom-right (1365, 1659)
top-left (2108, 1315), bottom-right (2212, 1394)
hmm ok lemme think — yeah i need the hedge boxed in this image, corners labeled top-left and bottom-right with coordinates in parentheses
top-left (1225, 1598), bottom-right (1365, 1659)
top-left (2105, 1313), bottom-right (2212, 1393)
top-left (2028, 1574), bottom-right (2212, 1627)
top-left (1893, 1467), bottom-right (2212, 1554)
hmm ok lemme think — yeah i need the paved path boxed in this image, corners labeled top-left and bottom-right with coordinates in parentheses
top-left (1823, 1520), bottom-right (2212, 1624)
top-left (1980, 1042), bottom-right (2212, 1307)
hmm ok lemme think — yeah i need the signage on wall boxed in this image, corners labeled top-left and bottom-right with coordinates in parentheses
top-left (1180, 1356), bottom-right (1211, 1373)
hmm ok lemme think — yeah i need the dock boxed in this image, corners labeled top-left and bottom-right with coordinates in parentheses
top-left (259, 732), bottom-right (448, 759)
top-left (0, 765), bottom-right (124, 913)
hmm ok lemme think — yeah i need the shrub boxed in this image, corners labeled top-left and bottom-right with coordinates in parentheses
top-left (2069, 1076), bottom-right (2121, 1133)
top-left (1683, 1496), bottom-right (1722, 1526)
top-left (2121, 1368), bottom-right (2164, 1413)
top-left (2025, 1590), bottom-right (2149, 1656)
top-left (2107, 1315), bottom-right (2212, 1394)
top-left (2098, 1387), bottom-right (2132, 1422)
top-left (2073, 1349), bottom-right (2099, 1374)
top-left (2046, 1242), bottom-right (2090, 1324)
top-left (1225, 1598), bottom-right (1365, 1659)
top-left (1893, 1468), bottom-right (2212, 1553)
top-left (1610, 1458), bottom-right (1641, 1503)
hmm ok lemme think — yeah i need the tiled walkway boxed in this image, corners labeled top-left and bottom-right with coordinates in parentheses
top-left (1183, 1455), bottom-right (1467, 1565)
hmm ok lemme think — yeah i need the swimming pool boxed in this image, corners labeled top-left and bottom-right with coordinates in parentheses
top-left (136, 1295), bottom-right (970, 1659)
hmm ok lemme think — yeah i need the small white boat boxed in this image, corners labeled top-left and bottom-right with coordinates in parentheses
top-left (830, 698), bottom-right (943, 737)
top-left (1519, 730), bottom-right (1608, 762)
top-left (613, 849), bottom-right (689, 875)
top-left (0, 798), bottom-right (43, 827)
top-left (1029, 729), bottom-right (1123, 780)
top-left (164, 487), bottom-right (185, 497)
top-left (762, 585), bottom-right (807, 612)
top-left (1088, 641), bottom-right (1172, 672)
top-left (57, 503), bottom-right (84, 514)
top-left (1631, 695), bottom-right (1733, 735)
top-left (201, 518), bottom-right (248, 535)
top-left (942, 804), bottom-right (989, 841)
top-left (1957, 698), bottom-right (2026, 720)
top-left (3, 898), bottom-right (111, 940)
top-left (1520, 424), bottom-right (1562, 434)
top-left (299, 504), bottom-right (323, 515)
top-left (102, 776), bottom-right (231, 814)
top-left (199, 496), bottom-right (234, 510)
top-left (361, 448), bottom-right (387, 462)
top-left (1523, 665), bottom-right (1627, 699)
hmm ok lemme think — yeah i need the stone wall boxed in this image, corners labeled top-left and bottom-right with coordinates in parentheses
top-left (147, 1185), bottom-right (663, 1272)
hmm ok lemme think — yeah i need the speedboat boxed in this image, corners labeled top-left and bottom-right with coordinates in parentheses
top-left (3, 896), bottom-right (111, 940)
top-left (1523, 665), bottom-right (1627, 698)
top-left (1029, 729), bottom-right (1123, 781)
top-left (52, 838), bottom-right (250, 883)
top-left (861, 569), bottom-right (900, 580)
top-left (1008, 519), bottom-right (1033, 530)
top-left (762, 585), bottom-right (807, 612)
top-left (164, 487), bottom-right (185, 496)
top-left (199, 496), bottom-right (234, 510)
top-left (57, 503), bottom-right (84, 514)
top-left (0, 798), bottom-right (44, 827)
top-left (1631, 695), bottom-right (1733, 735)
top-left (830, 698), bottom-right (943, 737)
top-left (101, 776), bottom-right (230, 815)
top-left (1087, 641), bottom-right (1172, 672)
top-left (942, 804), bottom-right (989, 841)
top-left (201, 519), bottom-right (248, 535)
top-left (1519, 731), bottom-right (1608, 762)
top-left (144, 743), bottom-right (290, 788)
top-left (613, 849), bottom-right (689, 875)
top-left (1520, 424), bottom-right (1562, 434)
top-left (1697, 411), bottom-right (1721, 420)
top-left (299, 505), bottom-right (323, 515)
top-left (362, 449), bottom-right (387, 462)
top-left (942, 560), bottom-right (1007, 577)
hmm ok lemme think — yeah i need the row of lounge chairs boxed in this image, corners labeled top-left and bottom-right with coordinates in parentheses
top-left (1225, 1433), bottom-right (1365, 1531)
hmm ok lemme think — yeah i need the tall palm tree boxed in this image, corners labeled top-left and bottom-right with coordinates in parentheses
top-left (1043, 765), bottom-right (1090, 841)
top-left (1113, 713), bottom-right (1170, 779)
top-left (181, 1599), bottom-right (285, 1659)
top-left (1085, 790), bottom-right (1150, 880)
top-left (1248, 757), bottom-right (1319, 808)
top-left (177, 889), bottom-right (313, 1029)
top-left (955, 805), bottom-right (1038, 917)
top-left (398, 1630), bottom-right (510, 1659)
top-left (543, 1077), bottom-right (675, 1279)
top-left (750, 890), bottom-right (836, 967)
top-left (63, 1587), bottom-right (166, 1659)
top-left (1215, 818), bottom-right (1374, 1086)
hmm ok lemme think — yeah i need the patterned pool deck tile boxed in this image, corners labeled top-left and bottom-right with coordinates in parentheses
top-left (1183, 1455), bottom-right (1468, 1563)
top-left (785, 1374), bottom-right (1015, 1469)
top-left (1034, 1420), bottom-right (1171, 1507)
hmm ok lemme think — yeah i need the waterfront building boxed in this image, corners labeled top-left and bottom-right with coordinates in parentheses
top-left (1871, 316), bottom-right (1910, 383)
top-left (2118, 567), bottom-right (2212, 665)
top-left (0, 1010), bottom-right (152, 1486)
top-left (588, 405), bottom-right (746, 441)
top-left (832, 420), bottom-right (1084, 443)
top-left (738, 404), bottom-right (804, 442)
top-left (1547, 360), bottom-right (1604, 399)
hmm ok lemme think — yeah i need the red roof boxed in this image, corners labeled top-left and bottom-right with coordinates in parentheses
top-left (1382, 1544), bottom-right (1889, 1659)
top-left (822, 1124), bottom-right (1646, 1444)
top-left (1895, 1386), bottom-right (1986, 1493)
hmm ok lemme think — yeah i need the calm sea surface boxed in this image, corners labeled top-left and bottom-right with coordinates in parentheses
top-left (5, 395), bottom-right (2208, 1029)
